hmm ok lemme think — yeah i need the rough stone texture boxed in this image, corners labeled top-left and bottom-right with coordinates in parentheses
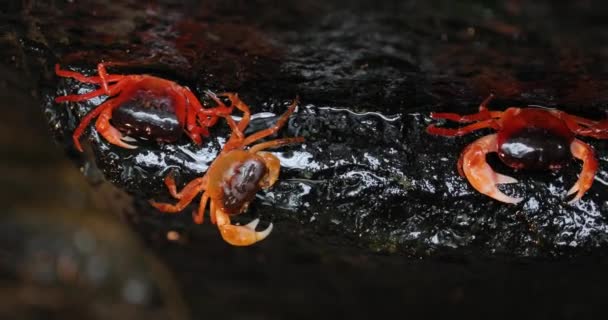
top-left (31, 0), bottom-right (608, 257)
top-left (3, 0), bottom-right (608, 318)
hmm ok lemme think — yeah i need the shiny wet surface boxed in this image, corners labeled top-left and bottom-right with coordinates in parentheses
top-left (3, 0), bottom-right (608, 318)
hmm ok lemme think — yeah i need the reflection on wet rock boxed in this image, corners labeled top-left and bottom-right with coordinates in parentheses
top-left (19, 0), bottom-right (608, 257)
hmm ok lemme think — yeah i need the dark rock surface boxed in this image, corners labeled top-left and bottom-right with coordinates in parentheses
top-left (3, 0), bottom-right (608, 318)
top-left (33, 0), bottom-right (608, 257)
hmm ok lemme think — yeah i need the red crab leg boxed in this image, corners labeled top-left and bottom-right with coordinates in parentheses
top-left (180, 90), bottom-right (205, 145)
top-left (55, 64), bottom-right (123, 84)
top-left (182, 89), bottom-right (232, 141)
top-left (566, 139), bottom-right (598, 203)
top-left (70, 81), bottom-right (131, 151)
top-left (427, 119), bottom-right (500, 136)
top-left (430, 110), bottom-right (503, 122)
top-left (559, 112), bottom-right (601, 137)
top-left (458, 133), bottom-right (523, 204)
top-left (213, 207), bottom-right (273, 246)
top-left (574, 121), bottom-right (608, 139)
top-left (477, 93), bottom-right (495, 111)
top-left (430, 94), bottom-right (502, 123)
top-left (56, 86), bottom-right (113, 103)
top-left (196, 91), bottom-right (234, 128)
top-left (95, 105), bottom-right (138, 149)
top-left (97, 63), bottom-right (112, 93)
top-left (150, 177), bottom-right (206, 213)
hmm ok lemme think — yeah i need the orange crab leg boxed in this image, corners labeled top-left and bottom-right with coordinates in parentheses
top-left (427, 119), bottom-right (500, 136)
top-left (150, 178), bottom-right (206, 213)
top-left (458, 134), bottom-right (523, 204)
top-left (242, 98), bottom-right (299, 146)
top-left (566, 139), bottom-right (598, 203)
top-left (193, 192), bottom-right (209, 224)
top-left (218, 93), bottom-right (252, 132)
top-left (249, 137), bottom-right (306, 153)
top-left (213, 207), bottom-right (273, 246)
top-left (162, 174), bottom-right (206, 200)
top-left (255, 151), bottom-right (282, 188)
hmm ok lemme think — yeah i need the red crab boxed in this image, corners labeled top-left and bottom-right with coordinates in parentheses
top-left (427, 94), bottom-right (608, 203)
top-left (151, 94), bottom-right (304, 246)
top-left (55, 63), bottom-right (233, 151)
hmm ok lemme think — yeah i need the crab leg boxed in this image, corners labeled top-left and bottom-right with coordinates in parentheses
top-left (193, 192), bottom-right (210, 224)
top-left (162, 174), bottom-right (206, 200)
top-left (213, 207), bottom-right (273, 246)
top-left (182, 91), bottom-right (206, 145)
top-left (71, 96), bottom-right (127, 151)
top-left (218, 92), bottom-right (252, 132)
top-left (249, 137), bottom-right (305, 153)
top-left (430, 95), bottom-right (502, 123)
top-left (55, 86), bottom-right (113, 103)
top-left (150, 178), bottom-right (206, 213)
top-left (575, 121), bottom-right (608, 139)
top-left (242, 98), bottom-right (299, 146)
top-left (204, 91), bottom-right (249, 150)
top-left (95, 103), bottom-right (138, 149)
top-left (427, 119), bottom-right (499, 136)
top-left (255, 151), bottom-right (282, 188)
top-left (477, 93), bottom-right (496, 111)
top-left (55, 64), bottom-right (124, 84)
top-left (183, 89), bottom-right (232, 140)
top-left (458, 134), bottom-right (523, 204)
top-left (566, 139), bottom-right (598, 203)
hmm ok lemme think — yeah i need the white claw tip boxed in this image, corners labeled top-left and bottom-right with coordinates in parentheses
top-left (121, 136), bottom-right (137, 142)
top-left (244, 218), bottom-right (260, 230)
top-left (256, 223), bottom-right (273, 241)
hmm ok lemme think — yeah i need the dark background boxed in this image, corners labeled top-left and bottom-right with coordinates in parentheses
top-left (2, 1), bottom-right (608, 319)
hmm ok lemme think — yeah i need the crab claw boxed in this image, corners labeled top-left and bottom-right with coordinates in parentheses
top-left (96, 107), bottom-right (138, 149)
top-left (218, 218), bottom-right (274, 246)
top-left (566, 139), bottom-right (598, 203)
top-left (459, 134), bottom-right (523, 204)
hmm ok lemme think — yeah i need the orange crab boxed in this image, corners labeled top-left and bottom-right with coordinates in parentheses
top-left (55, 63), bottom-right (233, 151)
top-left (151, 94), bottom-right (304, 246)
top-left (427, 94), bottom-right (607, 203)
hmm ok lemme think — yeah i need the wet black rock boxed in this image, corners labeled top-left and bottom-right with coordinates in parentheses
top-left (14, 0), bottom-right (608, 258)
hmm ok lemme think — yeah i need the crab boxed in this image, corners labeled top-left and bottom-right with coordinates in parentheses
top-left (55, 63), bottom-right (233, 152)
top-left (150, 94), bottom-right (304, 246)
top-left (426, 94), bottom-right (608, 203)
